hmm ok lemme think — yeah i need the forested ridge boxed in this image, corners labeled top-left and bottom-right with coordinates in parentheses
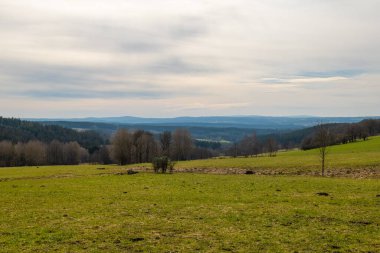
top-left (0, 117), bottom-right (105, 151)
top-left (1, 116), bottom-right (380, 167)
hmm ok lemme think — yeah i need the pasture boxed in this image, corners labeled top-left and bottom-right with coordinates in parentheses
top-left (0, 137), bottom-right (379, 252)
top-left (175, 136), bottom-right (380, 176)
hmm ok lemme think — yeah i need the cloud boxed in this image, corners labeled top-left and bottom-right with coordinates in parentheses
top-left (261, 76), bottom-right (349, 84)
top-left (147, 57), bottom-right (219, 74)
top-left (0, 0), bottom-right (380, 117)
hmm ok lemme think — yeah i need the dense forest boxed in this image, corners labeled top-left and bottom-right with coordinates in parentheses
top-left (0, 117), bottom-right (379, 167)
top-left (0, 117), bottom-right (217, 167)
top-left (0, 117), bottom-right (105, 151)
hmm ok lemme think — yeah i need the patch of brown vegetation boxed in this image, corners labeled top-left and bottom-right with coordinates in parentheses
top-left (170, 166), bottom-right (380, 178)
top-left (0, 173), bottom-right (79, 182)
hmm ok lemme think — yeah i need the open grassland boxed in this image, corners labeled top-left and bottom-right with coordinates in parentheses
top-left (0, 168), bottom-right (379, 252)
top-left (174, 136), bottom-right (380, 177)
top-left (0, 136), bottom-right (379, 252)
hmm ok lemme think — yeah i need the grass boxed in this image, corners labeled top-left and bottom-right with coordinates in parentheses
top-left (0, 137), bottom-right (379, 252)
top-left (0, 168), bottom-right (380, 252)
top-left (175, 136), bottom-right (380, 175)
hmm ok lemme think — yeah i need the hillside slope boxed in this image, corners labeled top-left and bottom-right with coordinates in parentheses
top-left (0, 117), bottom-right (105, 151)
top-left (174, 136), bottom-right (380, 177)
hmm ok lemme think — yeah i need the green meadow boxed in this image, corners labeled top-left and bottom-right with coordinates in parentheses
top-left (175, 136), bottom-right (380, 176)
top-left (0, 137), bottom-right (379, 252)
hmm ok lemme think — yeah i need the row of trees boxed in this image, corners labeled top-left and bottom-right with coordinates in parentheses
top-left (2, 119), bottom-right (379, 168)
top-left (301, 119), bottom-right (380, 150)
top-left (110, 128), bottom-right (216, 165)
top-left (0, 140), bottom-right (89, 167)
top-left (302, 120), bottom-right (380, 176)
top-left (226, 132), bottom-right (279, 158)
top-left (0, 128), bottom-right (217, 167)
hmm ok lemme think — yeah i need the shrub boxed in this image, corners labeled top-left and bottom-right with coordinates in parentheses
top-left (152, 156), bottom-right (175, 173)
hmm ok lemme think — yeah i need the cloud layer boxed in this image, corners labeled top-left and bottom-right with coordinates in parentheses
top-left (1, 0), bottom-right (380, 117)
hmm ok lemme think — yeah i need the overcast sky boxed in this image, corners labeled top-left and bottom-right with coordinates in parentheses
top-left (1, 0), bottom-right (379, 118)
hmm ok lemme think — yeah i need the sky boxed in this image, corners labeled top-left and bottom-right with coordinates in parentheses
top-left (0, 0), bottom-right (379, 118)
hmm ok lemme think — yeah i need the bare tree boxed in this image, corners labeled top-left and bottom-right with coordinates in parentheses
top-left (91, 145), bottom-right (112, 164)
top-left (159, 131), bottom-right (172, 156)
top-left (239, 136), bottom-right (251, 157)
top-left (265, 137), bottom-right (278, 157)
top-left (111, 129), bottom-right (132, 165)
top-left (315, 123), bottom-right (330, 176)
top-left (0, 141), bottom-right (15, 167)
top-left (233, 142), bottom-right (238, 158)
top-left (130, 130), bottom-right (157, 163)
top-left (14, 142), bottom-right (26, 166)
top-left (346, 124), bottom-right (361, 143)
top-left (24, 140), bottom-right (47, 166)
top-left (141, 132), bottom-right (157, 162)
top-left (132, 130), bottom-right (145, 163)
top-left (250, 131), bottom-right (261, 157)
top-left (63, 141), bottom-right (81, 165)
top-left (79, 147), bottom-right (90, 163)
top-left (172, 128), bottom-right (193, 161)
top-left (47, 140), bottom-right (64, 165)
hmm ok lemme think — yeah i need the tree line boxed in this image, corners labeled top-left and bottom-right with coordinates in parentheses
top-left (300, 119), bottom-right (380, 150)
top-left (222, 119), bottom-right (380, 159)
top-left (109, 128), bottom-right (216, 165)
top-left (0, 126), bottom-right (216, 167)
top-left (1, 117), bottom-right (379, 167)
top-left (0, 140), bottom-right (89, 167)
top-left (0, 117), bottom-right (105, 152)
top-left (225, 132), bottom-right (279, 158)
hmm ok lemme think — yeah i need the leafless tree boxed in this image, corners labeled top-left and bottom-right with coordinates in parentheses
top-left (91, 145), bottom-right (112, 164)
top-left (24, 140), bottom-right (47, 166)
top-left (132, 130), bottom-right (145, 163)
top-left (159, 131), bottom-right (172, 156)
top-left (131, 130), bottom-right (157, 163)
top-left (265, 137), bottom-right (278, 157)
top-left (239, 136), bottom-right (251, 157)
top-left (315, 123), bottom-right (330, 176)
top-left (141, 132), bottom-right (157, 162)
top-left (14, 142), bottom-right (26, 166)
top-left (250, 131), bottom-right (261, 157)
top-left (233, 142), bottom-right (238, 158)
top-left (47, 140), bottom-right (64, 165)
top-left (0, 141), bottom-right (15, 167)
top-left (111, 129), bottom-right (132, 165)
top-left (63, 141), bottom-right (81, 165)
top-left (79, 147), bottom-right (90, 163)
top-left (172, 128), bottom-right (193, 161)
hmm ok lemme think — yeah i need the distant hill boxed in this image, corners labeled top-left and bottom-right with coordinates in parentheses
top-left (27, 115), bottom-right (379, 143)
top-left (0, 117), bottom-right (105, 151)
top-left (36, 120), bottom-right (282, 142)
top-left (27, 115), bottom-right (378, 129)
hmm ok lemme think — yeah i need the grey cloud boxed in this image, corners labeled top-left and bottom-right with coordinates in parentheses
top-left (0, 59), bottom-right (205, 100)
top-left (148, 57), bottom-right (219, 74)
top-left (1, 0), bottom-right (380, 117)
top-left (9, 84), bottom-right (204, 99)
top-left (12, 89), bottom-right (164, 99)
top-left (0, 60), bottom-right (105, 87)
top-left (51, 16), bottom-right (208, 55)
top-left (168, 16), bottom-right (208, 39)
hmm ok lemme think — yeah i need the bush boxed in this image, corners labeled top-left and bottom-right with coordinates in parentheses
top-left (152, 156), bottom-right (175, 173)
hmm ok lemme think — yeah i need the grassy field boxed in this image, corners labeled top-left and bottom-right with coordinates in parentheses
top-left (0, 168), bottom-right (379, 252)
top-left (0, 137), bottom-right (379, 252)
top-left (174, 136), bottom-right (380, 176)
